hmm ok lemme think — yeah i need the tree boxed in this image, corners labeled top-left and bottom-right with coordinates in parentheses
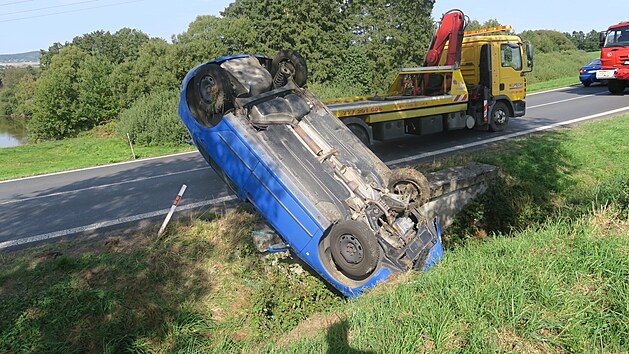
top-left (466, 18), bottom-right (508, 33)
top-left (110, 38), bottom-right (180, 111)
top-left (38, 28), bottom-right (149, 69)
top-left (29, 46), bottom-right (87, 141)
top-left (172, 15), bottom-right (258, 75)
top-left (222, 0), bottom-right (351, 83)
top-left (39, 42), bottom-right (63, 69)
top-left (0, 67), bottom-right (36, 116)
top-left (348, 0), bottom-right (435, 88)
top-left (13, 74), bottom-right (37, 119)
top-left (520, 30), bottom-right (576, 53)
top-left (76, 55), bottom-right (117, 127)
top-left (583, 30), bottom-right (601, 52)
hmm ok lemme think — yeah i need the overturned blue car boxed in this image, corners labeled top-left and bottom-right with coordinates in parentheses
top-left (178, 50), bottom-right (443, 297)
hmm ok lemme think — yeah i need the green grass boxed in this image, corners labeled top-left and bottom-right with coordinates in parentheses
top-left (0, 130), bottom-right (194, 180)
top-left (527, 77), bottom-right (581, 92)
top-left (1, 116), bottom-right (627, 353)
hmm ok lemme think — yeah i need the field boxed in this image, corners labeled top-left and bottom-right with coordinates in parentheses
top-left (1, 115), bottom-right (627, 353)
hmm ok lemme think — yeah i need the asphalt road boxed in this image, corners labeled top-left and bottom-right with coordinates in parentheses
top-left (1, 84), bottom-right (628, 249)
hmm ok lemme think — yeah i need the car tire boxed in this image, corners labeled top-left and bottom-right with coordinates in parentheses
top-left (388, 168), bottom-right (430, 206)
top-left (489, 101), bottom-right (510, 132)
top-left (271, 49), bottom-right (308, 88)
top-left (186, 64), bottom-right (234, 128)
top-left (329, 220), bottom-right (380, 280)
top-left (582, 81), bottom-right (591, 87)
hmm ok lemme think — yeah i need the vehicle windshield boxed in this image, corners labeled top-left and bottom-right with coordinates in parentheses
top-left (587, 58), bottom-right (601, 66)
top-left (604, 25), bottom-right (629, 47)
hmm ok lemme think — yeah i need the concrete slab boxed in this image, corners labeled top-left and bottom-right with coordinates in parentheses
top-left (422, 163), bottom-right (499, 230)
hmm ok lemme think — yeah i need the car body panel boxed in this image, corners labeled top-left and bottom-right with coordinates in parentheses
top-left (580, 58), bottom-right (602, 85)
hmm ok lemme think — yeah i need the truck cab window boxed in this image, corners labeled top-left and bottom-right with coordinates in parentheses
top-left (500, 44), bottom-right (522, 70)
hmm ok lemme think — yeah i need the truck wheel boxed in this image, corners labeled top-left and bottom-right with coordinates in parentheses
top-left (348, 123), bottom-right (370, 146)
top-left (489, 101), bottom-right (509, 132)
top-left (388, 168), bottom-right (430, 206)
top-left (608, 80), bottom-right (626, 95)
top-left (329, 220), bottom-right (380, 280)
top-left (187, 64), bottom-right (234, 128)
top-left (271, 49), bottom-right (308, 88)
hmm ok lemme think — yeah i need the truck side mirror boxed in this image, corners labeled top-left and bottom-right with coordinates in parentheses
top-left (599, 31), bottom-right (607, 48)
top-left (525, 41), bottom-right (534, 70)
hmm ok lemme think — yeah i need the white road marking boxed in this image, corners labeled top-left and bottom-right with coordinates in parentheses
top-left (0, 167), bottom-right (211, 206)
top-left (527, 94), bottom-right (596, 109)
top-left (385, 106), bottom-right (629, 166)
top-left (0, 150), bottom-right (200, 185)
top-left (527, 85), bottom-right (577, 96)
top-left (0, 195), bottom-right (238, 250)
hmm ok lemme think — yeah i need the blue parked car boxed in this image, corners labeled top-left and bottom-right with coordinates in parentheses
top-left (178, 50), bottom-right (443, 297)
top-left (579, 58), bottom-right (602, 87)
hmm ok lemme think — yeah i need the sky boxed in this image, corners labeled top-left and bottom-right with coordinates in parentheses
top-left (1, 0), bottom-right (628, 55)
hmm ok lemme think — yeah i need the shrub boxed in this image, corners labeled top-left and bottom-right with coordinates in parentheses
top-left (117, 89), bottom-right (189, 146)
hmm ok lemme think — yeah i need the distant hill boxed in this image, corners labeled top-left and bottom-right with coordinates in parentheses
top-left (0, 51), bottom-right (40, 68)
top-left (0, 51), bottom-right (40, 63)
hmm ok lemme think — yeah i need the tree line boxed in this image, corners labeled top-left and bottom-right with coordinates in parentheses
top-left (0, 0), bottom-right (604, 144)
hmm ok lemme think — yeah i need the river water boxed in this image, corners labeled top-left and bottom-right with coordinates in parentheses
top-left (0, 116), bottom-right (27, 148)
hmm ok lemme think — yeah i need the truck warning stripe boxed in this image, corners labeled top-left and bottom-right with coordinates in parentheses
top-left (453, 94), bottom-right (468, 102)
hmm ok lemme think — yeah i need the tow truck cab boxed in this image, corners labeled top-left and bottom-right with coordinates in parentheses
top-left (458, 32), bottom-right (534, 119)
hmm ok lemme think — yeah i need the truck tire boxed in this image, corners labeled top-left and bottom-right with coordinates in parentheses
top-left (271, 49), bottom-right (308, 88)
top-left (489, 101), bottom-right (509, 132)
top-left (388, 168), bottom-right (430, 206)
top-left (187, 64), bottom-right (234, 128)
top-left (608, 80), bottom-right (626, 95)
top-left (329, 220), bottom-right (380, 280)
top-left (347, 123), bottom-right (370, 146)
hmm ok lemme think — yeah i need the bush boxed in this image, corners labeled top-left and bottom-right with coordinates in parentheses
top-left (117, 89), bottom-right (189, 146)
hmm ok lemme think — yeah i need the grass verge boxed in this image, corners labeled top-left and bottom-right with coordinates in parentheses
top-left (0, 116), bottom-right (627, 353)
top-left (0, 129), bottom-right (193, 181)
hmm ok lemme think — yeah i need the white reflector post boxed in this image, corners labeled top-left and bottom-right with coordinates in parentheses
top-left (158, 184), bottom-right (187, 237)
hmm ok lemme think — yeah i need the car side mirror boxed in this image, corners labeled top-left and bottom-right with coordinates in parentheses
top-left (599, 31), bottom-right (607, 48)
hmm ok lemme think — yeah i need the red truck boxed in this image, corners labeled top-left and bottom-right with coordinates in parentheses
top-left (597, 22), bottom-right (629, 94)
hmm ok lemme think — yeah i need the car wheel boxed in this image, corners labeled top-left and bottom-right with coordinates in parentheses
top-left (489, 101), bottom-right (510, 132)
top-left (186, 64), bottom-right (234, 128)
top-left (271, 49), bottom-right (308, 88)
top-left (329, 220), bottom-right (380, 280)
top-left (582, 81), bottom-right (591, 87)
top-left (388, 168), bottom-right (430, 206)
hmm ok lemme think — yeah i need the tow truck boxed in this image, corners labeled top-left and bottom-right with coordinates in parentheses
top-left (596, 21), bottom-right (629, 94)
top-left (325, 10), bottom-right (534, 145)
